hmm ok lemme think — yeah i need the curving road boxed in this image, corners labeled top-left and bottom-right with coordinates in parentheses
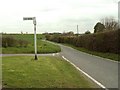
top-left (59, 44), bottom-right (118, 88)
top-left (1, 41), bottom-right (119, 88)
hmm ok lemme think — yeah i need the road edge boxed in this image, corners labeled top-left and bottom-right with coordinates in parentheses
top-left (62, 56), bottom-right (108, 90)
top-left (62, 45), bottom-right (119, 63)
top-left (46, 40), bottom-right (119, 63)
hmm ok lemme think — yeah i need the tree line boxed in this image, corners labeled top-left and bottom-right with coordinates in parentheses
top-left (94, 17), bottom-right (118, 33)
top-left (45, 16), bottom-right (119, 54)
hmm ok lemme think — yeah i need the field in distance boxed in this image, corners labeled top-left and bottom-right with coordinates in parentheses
top-left (2, 34), bottom-right (61, 54)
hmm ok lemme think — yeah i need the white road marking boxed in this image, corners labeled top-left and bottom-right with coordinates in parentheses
top-left (62, 56), bottom-right (108, 90)
top-left (53, 53), bottom-right (55, 56)
top-left (56, 53), bottom-right (59, 55)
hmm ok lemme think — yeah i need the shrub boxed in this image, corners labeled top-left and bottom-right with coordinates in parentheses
top-left (2, 36), bottom-right (17, 47)
top-left (2, 36), bottom-right (29, 48)
top-left (18, 39), bottom-right (29, 47)
top-left (0, 35), bottom-right (2, 47)
top-left (85, 30), bottom-right (91, 34)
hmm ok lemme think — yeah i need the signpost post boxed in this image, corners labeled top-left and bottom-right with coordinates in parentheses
top-left (23, 17), bottom-right (38, 60)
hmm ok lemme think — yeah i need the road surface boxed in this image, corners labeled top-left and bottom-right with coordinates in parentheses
top-left (59, 44), bottom-right (118, 88)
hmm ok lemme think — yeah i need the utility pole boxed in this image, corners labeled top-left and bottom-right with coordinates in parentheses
top-left (77, 25), bottom-right (79, 36)
top-left (23, 17), bottom-right (38, 60)
top-left (118, 1), bottom-right (120, 29)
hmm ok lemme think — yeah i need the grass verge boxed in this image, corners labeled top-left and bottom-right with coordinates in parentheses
top-left (2, 56), bottom-right (97, 88)
top-left (2, 34), bottom-right (61, 54)
top-left (63, 44), bottom-right (119, 61)
top-left (2, 40), bottom-right (61, 54)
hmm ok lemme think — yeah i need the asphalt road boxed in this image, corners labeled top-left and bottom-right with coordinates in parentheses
top-left (59, 44), bottom-right (118, 88)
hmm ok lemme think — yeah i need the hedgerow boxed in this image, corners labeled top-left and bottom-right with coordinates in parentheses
top-left (2, 36), bottom-right (29, 48)
top-left (46, 30), bottom-right (119, 54)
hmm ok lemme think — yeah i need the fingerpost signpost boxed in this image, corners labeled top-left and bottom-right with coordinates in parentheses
top-left (23, 17), bottom-right (38, 60)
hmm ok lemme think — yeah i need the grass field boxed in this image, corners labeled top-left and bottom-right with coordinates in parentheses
top-left (64, 44), bottom-right (119, 61)
top-left (2, 56), bottom-right (97, 88)
top-left (2, 34), bottom-right (61, 54)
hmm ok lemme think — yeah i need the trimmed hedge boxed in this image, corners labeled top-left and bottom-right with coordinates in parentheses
top-left (2, 36), bottom-right (17, 47)
top-left (46, 30), bottom-right (119, 54)
top-left (2, 36), bottom-right (29, 48)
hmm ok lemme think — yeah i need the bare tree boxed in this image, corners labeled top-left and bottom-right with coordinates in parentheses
top-left (100, 17), bottom-right (118, 31)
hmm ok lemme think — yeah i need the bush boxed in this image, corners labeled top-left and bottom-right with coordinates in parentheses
top-left (0, 35), bottom-right (2, 47)
top-left (2, 36), bottom-right (17, 47)
top-left (18, 39), bottom-right (29, 47)
top-left (2, 36), bottom-right (29, 48)
top-left (85, 30), bottom-right (91, 34)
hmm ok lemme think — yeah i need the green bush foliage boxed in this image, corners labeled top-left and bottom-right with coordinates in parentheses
top-left (85, 30), bottom-right (91, 34)
top-left (2, 36), bottom-right (29, 48)
top-left (46, 30), bottom-right (119, 54)
top-left (2, 36), bottom-right (17, 47)
top-left (18, 39), bottom-right (29, 47)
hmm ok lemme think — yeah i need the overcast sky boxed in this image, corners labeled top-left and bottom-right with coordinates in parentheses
top-left (0, 0), bottom-right (119, 34)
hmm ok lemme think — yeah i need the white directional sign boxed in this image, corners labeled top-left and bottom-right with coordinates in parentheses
top-left (23, 17), bottom-right (33, 20)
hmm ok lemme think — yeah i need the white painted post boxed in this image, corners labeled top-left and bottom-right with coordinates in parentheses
top-left (33, 17), bottom-right (38, 60)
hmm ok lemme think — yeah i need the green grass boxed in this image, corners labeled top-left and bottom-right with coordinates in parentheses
top-left (0, 57), bottom-right (1, 87)
top-left (63, 44), bottom-right (119, 61)
top-left (2, 34), bottom-right (45, 42)
top-left (2, 56), bottom-right (97, 88)
top-left (2, 34), bottom-right (61, 54)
